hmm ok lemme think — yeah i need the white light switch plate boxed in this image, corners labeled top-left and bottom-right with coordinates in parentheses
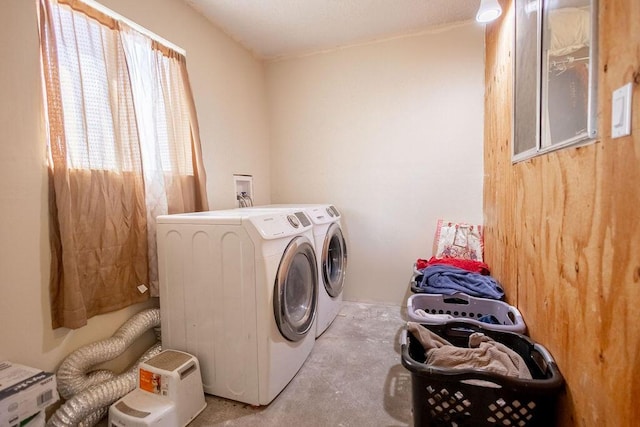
top-left (612, 83), bottom-right (632, 138)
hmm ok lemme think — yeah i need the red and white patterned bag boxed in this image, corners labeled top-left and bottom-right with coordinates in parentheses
top-left (433, 220), bottom-right (484, 261)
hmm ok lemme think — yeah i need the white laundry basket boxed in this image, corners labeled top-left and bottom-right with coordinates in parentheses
top-left (407, 293), bottom-right (526, 333)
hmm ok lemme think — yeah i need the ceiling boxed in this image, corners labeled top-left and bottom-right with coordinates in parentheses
top-left (183, 0), bottom-right (481, 60)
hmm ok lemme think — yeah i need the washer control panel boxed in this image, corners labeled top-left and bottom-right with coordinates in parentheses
top-left (294, 212), bottom-right (311, 227)
top-left (250, 211), bottom-right (313, 239)
top-left (302, 205), bottom-right (341, 225)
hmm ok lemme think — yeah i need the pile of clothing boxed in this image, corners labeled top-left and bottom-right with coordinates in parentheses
top-left (406, 322), bottom-right (532, 381)
top-left (414, 257), bottom-right (504, 300)
top-left (408, 257), bottom-right (531, 379)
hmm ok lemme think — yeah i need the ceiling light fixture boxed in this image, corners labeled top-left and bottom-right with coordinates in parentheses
top-left (476, 0), bottom-right (503, 23)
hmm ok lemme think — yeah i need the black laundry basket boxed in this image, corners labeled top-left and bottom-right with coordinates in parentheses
top-left (401, 322), bottom-right (564, 427)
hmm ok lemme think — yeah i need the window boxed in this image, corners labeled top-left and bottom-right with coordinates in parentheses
top-left (513, 0), bottom-right (598, 161)
top-left (39, 0), bottom-right (208, 329)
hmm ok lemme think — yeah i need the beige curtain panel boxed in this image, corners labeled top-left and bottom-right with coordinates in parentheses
top-left (39, 0), bottom-right (208, 329)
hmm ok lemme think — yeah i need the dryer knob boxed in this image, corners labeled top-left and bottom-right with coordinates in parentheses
top-left (287, 215), bottom-right (300, 228)
top-left (326, 208), bottom-right (335, 217)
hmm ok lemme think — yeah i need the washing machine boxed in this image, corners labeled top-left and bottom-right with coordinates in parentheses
top-left (156, 209), bottom-right (318, 405)
top-left (238, 204), bottom-right (347, 337)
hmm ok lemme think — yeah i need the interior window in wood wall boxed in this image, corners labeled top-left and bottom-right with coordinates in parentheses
top-left (513, 0), bottom-right (598, 162)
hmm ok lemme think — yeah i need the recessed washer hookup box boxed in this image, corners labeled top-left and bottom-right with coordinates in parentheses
top-left (0, 361), bottom-right (59, 427)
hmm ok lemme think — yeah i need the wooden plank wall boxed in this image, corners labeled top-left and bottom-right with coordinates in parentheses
top-left (484, 1), bottom-right (640, 425)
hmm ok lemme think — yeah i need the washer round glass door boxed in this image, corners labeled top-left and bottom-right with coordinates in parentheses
top-left (273, 236), bottom-right (318, 341)
top-left (322, 223), bottom-right (347, 298)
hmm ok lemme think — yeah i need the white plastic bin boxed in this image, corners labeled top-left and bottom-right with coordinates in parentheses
top-left (407, 293), bottom-right (526, 333)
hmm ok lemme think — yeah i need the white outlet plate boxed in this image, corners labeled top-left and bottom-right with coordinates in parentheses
top-left (612, 83), bottom-right (632, 138)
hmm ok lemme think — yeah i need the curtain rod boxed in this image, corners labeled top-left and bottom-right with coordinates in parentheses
top-left (78, 0), bottom-right (187, 56)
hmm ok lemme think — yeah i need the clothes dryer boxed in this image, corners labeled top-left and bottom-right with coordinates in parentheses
top-left (239, 204), bottom-right (347, 337)
top-left (156, 209), bottom-right (318, 405)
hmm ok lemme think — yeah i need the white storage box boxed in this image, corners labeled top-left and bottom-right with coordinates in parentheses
top-left (0, 361), bottom-right (58, 427)
top-left (17, 411), bottom-right (45, 427)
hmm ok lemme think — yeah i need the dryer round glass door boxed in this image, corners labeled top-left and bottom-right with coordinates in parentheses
top-left (273, 236), bottom-right (318, 341)
top-left (322, 223), bottom-right (347, 298)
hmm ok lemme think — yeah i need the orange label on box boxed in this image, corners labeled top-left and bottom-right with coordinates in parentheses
top-left (139, 368), bottom-right (162, 394)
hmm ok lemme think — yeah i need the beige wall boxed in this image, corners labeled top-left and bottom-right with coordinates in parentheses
top-left (0, 0), bottom-right (271, 372)
top-left (265, 23), bottom-right (486, 304)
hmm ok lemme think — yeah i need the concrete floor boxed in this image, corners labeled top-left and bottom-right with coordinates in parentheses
top-left (188, 301), bottom-right (413, 427)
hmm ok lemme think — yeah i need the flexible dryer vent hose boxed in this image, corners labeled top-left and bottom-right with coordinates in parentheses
top-left (47, 343), bottom-right (162, 427)
top-left (47, 308), bottom-right (161, 426)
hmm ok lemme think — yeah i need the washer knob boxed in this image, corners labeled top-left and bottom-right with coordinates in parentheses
top-left (287, 215), bottom-right (300, 228)
top-left (326, 207), bottom-right (335, 217)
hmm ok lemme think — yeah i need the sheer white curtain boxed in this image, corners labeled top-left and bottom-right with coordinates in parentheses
top-left (120, 27), bottom-right (169, 295)
top-left (120, 24), bottom-right (207, 295)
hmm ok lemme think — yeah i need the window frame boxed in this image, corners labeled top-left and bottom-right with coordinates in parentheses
top-left (512, 0), bottom-right (599, 163)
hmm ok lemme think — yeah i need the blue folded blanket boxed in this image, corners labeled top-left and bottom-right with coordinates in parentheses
top-left (418, 264), bottom-right (504, 300)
